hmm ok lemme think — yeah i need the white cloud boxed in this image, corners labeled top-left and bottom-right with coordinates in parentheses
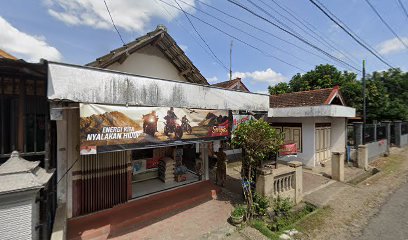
top-left (231, 68), bottom-right (287, 85)
top-left (45, 0), bottom-right (196, 33)
top-left (255, 90), bottom-right (269, 95)
top-left (0, 16), bottom-right (62, 62)
top-left (206, 76), bottom-right (218, 83)
top-left (377, 37), bottom-right (408, 55)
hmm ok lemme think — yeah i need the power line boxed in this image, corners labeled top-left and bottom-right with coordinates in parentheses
top-left (365, 0), bottom-right (408, 49)
top-left (246, 0), bottom-right (360, 72)
top-left (268, 0), bottom-right (360, 65)
top-left (315, 0), bottom-right (387, 60)
top-left (229, 0), bottom-right (361, 72)
top-left (194, 0), bottom-right (334, 64)
top-left (154, 0), bottom-right (229, 73)
top-left (308, 0), bottom-right (394, 69)
top-left (173, 0), bottom-right (229, 71)
top-left (159, 0), bottom-right (307, 71)
top-left (103, 0), bottom-right (126, 46)
top-left (178, 0), bottom-right (311, 65)
top-left (397, 0), bottom-right (408, 22)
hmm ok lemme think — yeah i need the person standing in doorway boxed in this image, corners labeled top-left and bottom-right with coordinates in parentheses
top-left (215, 147), bottom-right (227, 187)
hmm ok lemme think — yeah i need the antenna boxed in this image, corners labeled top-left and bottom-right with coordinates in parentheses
top-left (229, 40), bottom-right (233, 81)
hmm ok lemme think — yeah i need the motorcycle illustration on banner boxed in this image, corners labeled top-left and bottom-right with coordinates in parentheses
top-left (79, 104), bottom-right (230, 154)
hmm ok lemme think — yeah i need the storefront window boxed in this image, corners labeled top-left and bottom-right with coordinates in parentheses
top-left (131, 144), bottom-right (202, 198)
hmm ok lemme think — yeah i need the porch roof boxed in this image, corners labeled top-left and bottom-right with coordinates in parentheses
top-left (46, 62), bottom-right (269, 111)
top-left (268, 105), bottom-right (356, 118)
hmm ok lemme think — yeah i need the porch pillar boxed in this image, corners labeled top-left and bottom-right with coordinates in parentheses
top-left (353, 122), bottom-right (363, 148)
top-left (373, 120), bottom-right (377, 142)
top-left (200, 143), bottom-right (209, 181)
top-left (331, 152), bottom-right (344, 182)
top-left (394, 121), bottom-right (402, 148)
top-left (383, 121), bottom-right (391, 155)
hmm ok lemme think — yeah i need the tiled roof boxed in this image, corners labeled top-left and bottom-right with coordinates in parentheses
top-left (87, 25), bottom-right (208, 85)
top-left (212, 78), bottom-right (250, 92)
top-left (269, 87), bottom-right (342, 108)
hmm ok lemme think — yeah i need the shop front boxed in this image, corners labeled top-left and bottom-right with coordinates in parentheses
top-left (47, 61), bottom-right (269, 237)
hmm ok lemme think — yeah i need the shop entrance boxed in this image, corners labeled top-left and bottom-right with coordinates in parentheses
top-left (131, 144), bottom-right (203, 199)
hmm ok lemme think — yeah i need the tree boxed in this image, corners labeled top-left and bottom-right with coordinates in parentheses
top-left (231, 119), bottom-right (283, 220)
top-left (268, 82), bottom-right (291, 95)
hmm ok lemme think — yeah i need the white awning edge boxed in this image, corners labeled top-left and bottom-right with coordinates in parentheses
top-left (47, 62), bottom-right (269, 111)
top-left (268, 105), bottom-right (356, 118)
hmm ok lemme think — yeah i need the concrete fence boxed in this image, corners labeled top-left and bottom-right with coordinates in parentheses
top-left (350, 120), bottom-right (408, 169)
top-left (256, 161), bottom-right (302, 204)
top-left (394, 121), bottom-right (408, 148)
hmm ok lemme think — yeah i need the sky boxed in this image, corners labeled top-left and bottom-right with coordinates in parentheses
top-left (1, 0), bottom-right (408, 94)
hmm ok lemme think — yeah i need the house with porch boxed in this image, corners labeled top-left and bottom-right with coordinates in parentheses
top-left (268, 86), bottom-right (356, 168)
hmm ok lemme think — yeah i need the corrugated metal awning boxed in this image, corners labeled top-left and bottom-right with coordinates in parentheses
top-left (47, 62), bottom-right (269, 111)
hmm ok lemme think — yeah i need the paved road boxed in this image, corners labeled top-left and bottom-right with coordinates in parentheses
top-left (359, 180), bottom-right (408, 240)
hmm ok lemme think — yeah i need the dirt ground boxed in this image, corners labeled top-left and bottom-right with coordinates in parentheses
top-left (297, 147), bottom-right (408, 240)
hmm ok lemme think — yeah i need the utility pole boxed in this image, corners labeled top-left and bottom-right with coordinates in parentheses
top-left (362, 60), bottom-right (366, 144)
top-left (229, 40), bottom-right (233, 81)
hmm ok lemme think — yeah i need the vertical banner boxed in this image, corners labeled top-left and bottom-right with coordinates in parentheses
top-left (232, 114), bottom-right (255, 132)
top-left (79, 104), bottom-right (230, 154)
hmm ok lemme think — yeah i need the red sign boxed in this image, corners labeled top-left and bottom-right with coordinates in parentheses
top-left (279, 143), bottom-right (298, 156)
top-left (209, 120), bottom-right (229, 137)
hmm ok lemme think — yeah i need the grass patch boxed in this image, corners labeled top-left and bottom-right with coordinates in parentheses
top-left (251, 203), bottom-right (318, 239)
top-left (294, 206), bottom-right (333, 234)
top-left (251, 219), bottom-right (279, 240)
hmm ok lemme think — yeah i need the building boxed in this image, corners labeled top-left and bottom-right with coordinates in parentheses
top-left (87, 25), bottom-right (208, 85)
top-left (47, 26), bottom-right (268, 239)
top-left (0, 151), bottom-right (53, 240)
top-left (211, 77), bottom-right (250, 92)
top-left (0, 57), bottom-right (57, 239)
top-left (268, 86), bottom-right (356, 167)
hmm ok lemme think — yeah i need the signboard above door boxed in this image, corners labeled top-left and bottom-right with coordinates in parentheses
top-left (79, 104), bottom-right (230, 155)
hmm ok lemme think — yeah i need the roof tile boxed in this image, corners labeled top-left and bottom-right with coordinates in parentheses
top-left (269, 88), bottom-right (336, 108)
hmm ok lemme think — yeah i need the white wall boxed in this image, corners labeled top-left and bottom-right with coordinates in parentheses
top-left (269, 117), bottom-right (347, 168)
top-left (107, 45), bottom-right (188, 82)
top-left (0, 191), bottom-right (39, 240)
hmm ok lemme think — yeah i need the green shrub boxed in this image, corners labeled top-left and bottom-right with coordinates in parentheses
top-left (231, 205), bottom-right (246, 218)
top-left (273, 196), bottom-right (293, 216)
top-left (253, 193), bottom-right (270, 216)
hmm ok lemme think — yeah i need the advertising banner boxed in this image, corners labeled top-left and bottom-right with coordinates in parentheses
top-left (279, 143), bottom-right (298, 156)
top-left (79, 104), bottom-right (230, 155)
top-left (232, 114), bottom-right (255, 132)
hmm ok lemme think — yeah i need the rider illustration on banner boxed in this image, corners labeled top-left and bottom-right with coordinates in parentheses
top-left (164, 107), bottom-right (183, 139)
top-left (181, 115), bottom-right (192, 134)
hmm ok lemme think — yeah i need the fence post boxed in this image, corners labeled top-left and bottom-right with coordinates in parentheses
top-left (331, 152), bottom-right (344, 181)
top-left (288, 161), bottom-right (303, 204)
top-left (255, 167), bottom-right (274, 197)
top-left (373, 120), bottom-right (377, 142)
top-left (394, 121), bottom-right (402, 148)
top-left (357, 145), bottom-right (368, 170)
top-left (353, 122), bottom-right (363, 148)
top-left (383, 121), bottom-right (391, 155)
